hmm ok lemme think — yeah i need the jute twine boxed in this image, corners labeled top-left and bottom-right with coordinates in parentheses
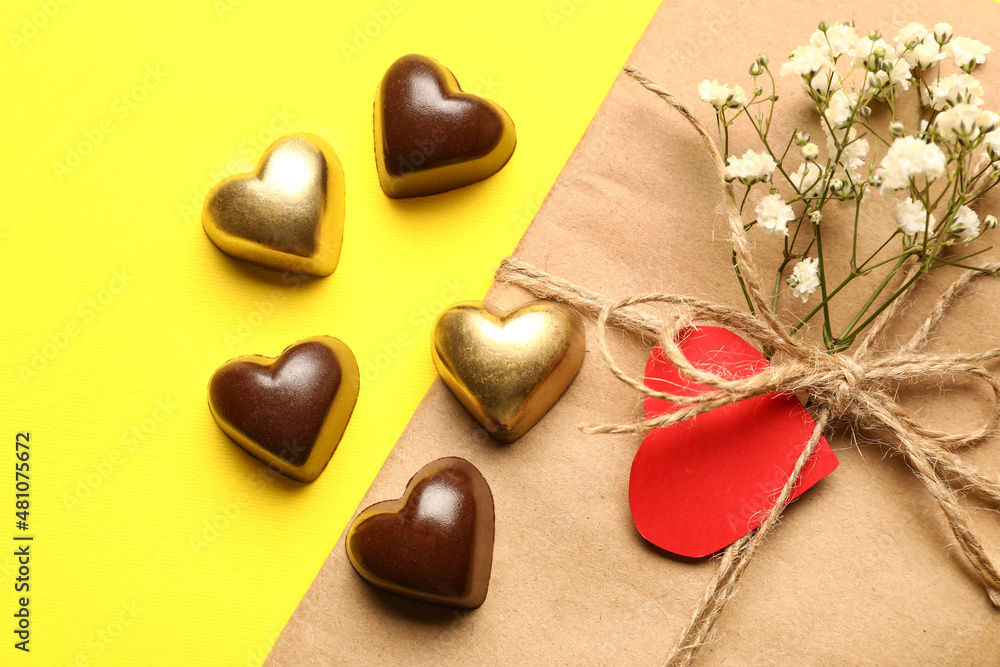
top-left (494, 66), bottom-right (1000, 666)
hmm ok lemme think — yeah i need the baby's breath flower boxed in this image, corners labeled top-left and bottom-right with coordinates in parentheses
top-left (788, 258), bottom-right (820, 302)
top-left (934, 23), bottom-right (953, 46)
top-left (907, 36), bottom-right (946, 70)
top-left (945, 36), bottom-right (991, 71)
top-left (979, 110), bottom-right (1000, 133)
top-left (781, 44), bottom-right (835, 77)
top-left (824, 125), bottom-right (870, 172)
top-left (794, 131), bottom-right (811, 146)
top-left (952, 205), bottom-right (980, 241)
top-left (935, 103), bottom-right (984, 142)
top-left (810, 22), bottom-right (858, 58)
top-left (755, 193), bottom-right (796, 236)
top-left (984, 129), bottom-right (1000, 161)
top-left (824, 89), bottom-right (857, 126)
top-left (892, 197), bottom-right (936, 235)
top-left (698, 79), bottom-right (748, 109)
top-left (850, 36), bottom-right (897, 69)
top-left (809, 69), bottom-right (842, 98)
top-left (867, 58), bottom-right (912, 95)
top-left (895, 22), bottom-right (927, 48)
top-left (801, 142), bottom-right (820, 160)
top-left (809, 210), bottom-right (824, 224)
top-left (928, 73), bottom-right (985, 109)
top-left (790, 162), bottom-right (826, 197)
top-left (876, 136), bottom-right (947, 192)
top-left (724, 149), bottom-right (777, 184)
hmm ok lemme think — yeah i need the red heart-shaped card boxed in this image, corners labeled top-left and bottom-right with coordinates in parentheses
top-left (629, 326), bottom-right (838, 558)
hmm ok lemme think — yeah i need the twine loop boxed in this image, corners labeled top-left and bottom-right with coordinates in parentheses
top-left (493, 65), bottom-right (1000, 666)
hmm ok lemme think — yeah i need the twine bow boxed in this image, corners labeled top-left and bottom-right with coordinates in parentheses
top-left (494, 65), bottom-right (1000, 666)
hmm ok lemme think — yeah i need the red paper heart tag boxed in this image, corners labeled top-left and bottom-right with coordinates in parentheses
top-left (629, 326), bottom-right (838, 558)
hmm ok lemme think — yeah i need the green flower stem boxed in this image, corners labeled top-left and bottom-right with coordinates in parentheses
top-left (837, 254), bottom-right (913, 343)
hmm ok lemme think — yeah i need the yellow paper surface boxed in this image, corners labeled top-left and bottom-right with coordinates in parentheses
top-left (0, 0), bottom-right (658, 663)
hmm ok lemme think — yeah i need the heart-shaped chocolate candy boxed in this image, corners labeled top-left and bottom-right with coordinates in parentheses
top-left (208, 336), bottom-right (359, 482)
top-left (202, 133), bottom-right (345, 276)
top-left (431, 300), bottom-right (585, 443)
top-left (374, 54), bottom-right (516, 198)
top-left (346, 457), bottom-right (495, 609)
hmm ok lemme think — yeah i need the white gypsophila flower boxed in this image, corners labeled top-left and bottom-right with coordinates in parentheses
top-left (781, 44), bottom-right (835, 77)
top-left (935, 103), bottom-right (984, 142)
top-left (824, 89), bottom-right (857, 126)
top-left (906, 36), bottom-right (946, 69)
top-left (980, 110), bottom-right (1000, 133)
top-left (824, 125), bottom-right (870, 172)
top-left (790, 162), bottom-right (826, 197)
top-left (755, 193), bottom-right (796, 236)
top-left (928, 73), bottom-right (985, 109)
top-left (952, 205), bottom-right (981, 241)
top-left (850, 36), bottom-right (897, 68)
top-left (801, 142), bottom-right (820, 160)
top-left (698, 79), bottom-right (748, 109)
top-left (934, 23), bottom-right (954, 45)
top-left (945, 36), bottom-right (991, 70)
top-left (810, 22), bottom-right (858, 58)
top-left (984, 129), bottom-right (1000, 161)
top-left (788, 257), bottom-right (821, 302)
top-left (867, 58), bottom-right (912, 94)
top-left (892, 197), bottom-right (936, 235)
top-left (876, 136), bottom-right (948, 191)
top-left (809, 68), bottom-right (842, 97)
top-left (895, 22), bottom-right (928, 48)
top-left (724, 149), bottom-right (777, 184)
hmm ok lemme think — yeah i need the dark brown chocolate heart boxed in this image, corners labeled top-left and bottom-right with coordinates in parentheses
top-left (208, 336), bottom-right (359, 483)
top-left (374, 54), bottom-right (516, 198)
top-left (346, 457), bottom-right (495, 609)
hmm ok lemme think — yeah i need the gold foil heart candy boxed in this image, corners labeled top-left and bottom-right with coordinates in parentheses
top-left (431, 300), bottom-right (585, 443)
top-left (203, 133), bottom-right (345, 276)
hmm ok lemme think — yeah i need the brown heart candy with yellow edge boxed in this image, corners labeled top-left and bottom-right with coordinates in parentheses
top-left (375, 54), bottom-right (516, 198)
top-left (431, 300), bottom-right (585, 443)
top-left (202, 133), bottom-right (345, 276)
top-left (346, 457), bottom-right (495, 609)
top-left (208, 335), bottom-right (359, 483)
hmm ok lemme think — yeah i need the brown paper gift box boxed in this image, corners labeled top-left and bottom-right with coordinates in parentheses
top-left (267, 0), bottom-right (1000, 662)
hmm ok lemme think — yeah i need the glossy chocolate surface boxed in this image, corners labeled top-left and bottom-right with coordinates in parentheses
top-left (208, 336), bottom-right (360, 482)
top-left (346, 457), bottom-right (495, 609)
top-left (203, 133), bottom-right (345, 277)
top-left (375, 54), bottom-right (516, 198)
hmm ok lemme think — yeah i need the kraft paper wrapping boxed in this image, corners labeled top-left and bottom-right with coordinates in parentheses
top-left (267, 0), bottom-right (1000, 662)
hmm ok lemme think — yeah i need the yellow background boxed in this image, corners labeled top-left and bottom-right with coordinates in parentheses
top-left (0, 0), bottom-right (658, 663)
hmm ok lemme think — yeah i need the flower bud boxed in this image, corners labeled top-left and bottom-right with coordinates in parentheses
top-left (801, 143), bottom-right (820, 160)
top-left (810, 210), bottom-right (823, 225)
top-left (934, 22), bottom-right (953, 45)
top-left (787, 274), bottom-right (801, 288)
top-left (757, 54), bottom-right (769, 67)
top-left (879, 59), bottom-right (893, 73)
top-left (754, 86), bottom-right (764, 96)
top-left (750, 62), bottom-right (763, 76)
top-left (794, 131), bottom-right (811, 146)
top-left (858, 106), bottom-right (872, 118)
top-left (869, 30), bottom-right (881, 40)
top-left (986, 214), bottom-right (998, 230)
top-left (830, 178), bottom-right (848, 196)
top-left (818, 21), bottom-right (830, 32)
top-left (889, 121), bottom-right (905, 136)
top-left (869, 173), bottom-right (884, 188)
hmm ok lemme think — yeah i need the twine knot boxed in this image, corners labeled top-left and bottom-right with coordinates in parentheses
top-left (494, 64), bottom-right (1000, 667)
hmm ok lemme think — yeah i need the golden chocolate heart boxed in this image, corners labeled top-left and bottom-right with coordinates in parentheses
top-left (202, 133), bottom-right (345, 277)
top-left (431, 300), bottom-right (585, 443)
